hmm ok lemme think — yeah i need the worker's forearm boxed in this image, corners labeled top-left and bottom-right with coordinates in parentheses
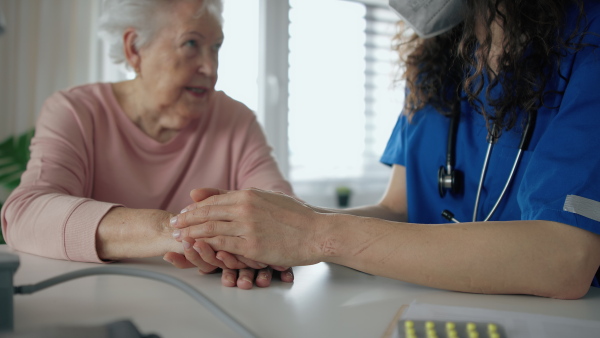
top-left (96, 207), bottom-right (181, 260)
top-left (311, 204), bottom-right (407, 222)
top-left (318, 216), bottom-right (599, 299)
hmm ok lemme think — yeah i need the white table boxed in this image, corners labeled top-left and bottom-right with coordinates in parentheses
top-left (3, 245), bottom-right (600, 338)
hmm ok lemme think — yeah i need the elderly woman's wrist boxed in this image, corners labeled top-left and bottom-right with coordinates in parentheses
top-left (155, 210), bottom-right (181, 253)
top-left (156, 210), bottom-right (176, 235)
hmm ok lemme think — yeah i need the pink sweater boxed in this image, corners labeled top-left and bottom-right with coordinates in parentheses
top-left (1, 83), bottom-right (292, 263)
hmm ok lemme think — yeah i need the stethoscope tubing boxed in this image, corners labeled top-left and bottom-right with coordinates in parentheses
top-left (472, 142), bottom-right (493, 222)
top-left (482, 149), bottom-right (523, 222)
top-left (440, 106), bottom-right (537, 223)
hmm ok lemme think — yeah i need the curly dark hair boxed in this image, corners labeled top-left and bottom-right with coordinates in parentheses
top-left (394, 0), bottom-right (588, 136)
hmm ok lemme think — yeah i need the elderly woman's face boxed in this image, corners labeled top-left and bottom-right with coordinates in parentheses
top-left (137, 1), bottom-right (223, 127)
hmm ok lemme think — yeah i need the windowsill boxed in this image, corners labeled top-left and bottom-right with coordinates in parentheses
top-left (291, 177), bottom-right (389, 208)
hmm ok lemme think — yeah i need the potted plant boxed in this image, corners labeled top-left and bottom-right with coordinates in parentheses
top-left (0, 128), bottom-right (34, 244)
top-left (335, 185), bottom-right (352, 208)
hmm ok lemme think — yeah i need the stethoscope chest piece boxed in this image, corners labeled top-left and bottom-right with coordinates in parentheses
top-left (438, 165), bottom-right (461, 197)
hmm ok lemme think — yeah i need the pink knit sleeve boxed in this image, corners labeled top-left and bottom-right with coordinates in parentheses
top-left (233, 112), bottom-right (294, 196)
top-left (1, 89), bottom-right (120, 263)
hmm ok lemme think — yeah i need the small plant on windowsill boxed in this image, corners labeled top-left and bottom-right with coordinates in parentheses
top-left (335, 186), bottom-right (352, 208)
top-left (0, 129), bottom-right (35, 244)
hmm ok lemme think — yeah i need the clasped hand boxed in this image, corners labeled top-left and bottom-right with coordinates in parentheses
top-left (163, 187), bottom-right (319, 289)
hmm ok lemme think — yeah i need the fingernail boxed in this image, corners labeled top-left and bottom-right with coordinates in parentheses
top-left (215, 255), bottom-right (224, 261)
top-left (241, 276), bottom-right (252, 283)
top-left (226, 275), bottom-right (235, 284)
top-left (257, 263), bottom-right (268, 268)
top-left (193, 246), bottom-right (202, 255)
top-left (172, 230), bottom-right (181, 239)
top-left (286, 271), bottom-right (294, 280)
top-left (258, 273), bottom-right (268, 280)
top-left (170, 216), bottom-right (178, 226)
top-left (180, 208), bottom-right (187, 214)
top-left (163, 257), bottom-right (173, 264)
top-left (182, 240), bottom-right (191, 250)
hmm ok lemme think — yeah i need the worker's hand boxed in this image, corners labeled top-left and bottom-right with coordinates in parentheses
top-left (170, 188), bottom-right (324, 268)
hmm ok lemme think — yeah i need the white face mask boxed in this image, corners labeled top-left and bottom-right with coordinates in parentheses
top-left (388, 0), bottom-right (466, 39)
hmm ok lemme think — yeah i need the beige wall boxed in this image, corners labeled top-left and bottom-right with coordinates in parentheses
top-left (0, 0), bottom-right (103, 141)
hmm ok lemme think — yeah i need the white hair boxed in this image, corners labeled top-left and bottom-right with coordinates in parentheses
top-left (98, 0), bottom-right (224, 65)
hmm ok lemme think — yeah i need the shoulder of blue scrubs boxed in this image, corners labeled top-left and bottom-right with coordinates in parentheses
top-left (518, 0), bottom-right (600, 234)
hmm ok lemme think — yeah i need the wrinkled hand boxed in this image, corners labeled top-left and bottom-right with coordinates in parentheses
top-left (163, 237), bottom-right (293, 289)
top-left (170, 188), bottom-right (292, 272)
top-left (170, 188), bottom-right (323, 267)
top-left (163, 188), bottom-right (290, 288)
top-left (163, 190), bottom-right (293, 281)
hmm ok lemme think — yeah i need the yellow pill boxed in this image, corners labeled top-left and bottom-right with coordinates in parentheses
top-left (404, 320), bottom-right (415, 329)
top-left (405, 327), bottom-right (416, 336)
top-left (446, 322), bottom-right (456, 330)
top-left (426, 330), bottom-right (438, 338)
top-left (466, 322), bottom-right (477, 331)
top-left (425, 321), bottom-right (435, 330)
top-left (489, 333), bottom-right (500, 338)
top-left (468, 331), bottom-right (479, 338)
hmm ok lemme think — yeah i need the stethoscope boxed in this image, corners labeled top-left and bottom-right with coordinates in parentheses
top-left (439, 102), bottom-right (537, 223)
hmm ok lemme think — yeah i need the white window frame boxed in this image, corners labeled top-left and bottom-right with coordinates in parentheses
top-left (258, 0), bottom-right (292, 179)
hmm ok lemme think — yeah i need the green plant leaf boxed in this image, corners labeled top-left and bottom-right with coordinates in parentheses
top-left (0, 171), bottom-right (21, 183)
top-left (0, 136), bottom-right (14, 150)
top-left (0, 162), bottom-right (19, 170)
top-left (0, 128), bottom-right (34, 192)
top-left (5, 178), bottom-right (21, 190)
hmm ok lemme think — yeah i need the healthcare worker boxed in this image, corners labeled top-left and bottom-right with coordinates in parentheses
top-left (167, 0), bottom-right (600, 299)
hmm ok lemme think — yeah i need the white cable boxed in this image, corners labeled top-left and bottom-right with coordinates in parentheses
top-left (14, 266), bottom-right (258, 338)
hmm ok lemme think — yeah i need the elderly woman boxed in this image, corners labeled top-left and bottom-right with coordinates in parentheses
top-left (0, 0), bottom-right (293, 289)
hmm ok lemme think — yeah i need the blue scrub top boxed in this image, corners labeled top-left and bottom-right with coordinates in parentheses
top-left (381, 1), bottom-right (600, 286)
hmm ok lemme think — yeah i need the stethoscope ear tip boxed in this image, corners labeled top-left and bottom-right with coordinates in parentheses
top-left (442, 209), bottom-right (461, 223)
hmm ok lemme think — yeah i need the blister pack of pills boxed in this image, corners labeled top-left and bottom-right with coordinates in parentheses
top-left (396, 319), bottom-right (507, 338)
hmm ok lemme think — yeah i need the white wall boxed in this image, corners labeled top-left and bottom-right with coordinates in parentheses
top-left (0, 0), bottom-right (107, 141)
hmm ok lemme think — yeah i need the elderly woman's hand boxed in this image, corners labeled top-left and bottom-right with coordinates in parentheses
top-left (163, 237), bottom-right (293, 289)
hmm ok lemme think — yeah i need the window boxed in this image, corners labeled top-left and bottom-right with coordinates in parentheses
top-left (218, 0), bottom-right (404, 207)
top-left (217, 0), bottom-right (259, 113)
top-left (216, 0), bottom-right (404, 207)
top-left (286, 0), bottom-right (403, 207)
